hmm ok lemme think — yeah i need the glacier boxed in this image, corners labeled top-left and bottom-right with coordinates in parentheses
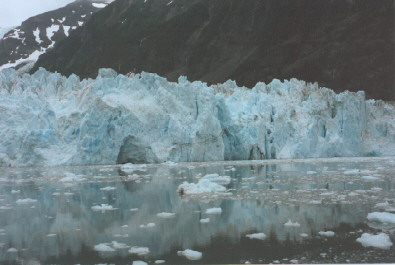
top-left (0, 67), bottom-right (394, 167)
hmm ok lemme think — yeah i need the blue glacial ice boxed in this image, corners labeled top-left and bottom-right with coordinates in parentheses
top-left (0, 67), bottom-right (394, 166)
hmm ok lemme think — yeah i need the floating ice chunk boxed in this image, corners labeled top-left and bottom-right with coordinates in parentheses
top-left (318, 231), bottom-right (335, 237)
top-left (300, 233), bottom-right (309, 237)
top-left (91, 204), bottom-right (117, 212)
top-left (246, 233), bottom-right (266, 240)
top-left (46, 233), bottom-right (57, 237)
top-left (157, 212), bottom-right (175, 218)
top-left (344, 169), bottom-right (360, 175)
top-left (162, 161), bottom-right (178, 166)
top-left (284, 220), bottom-right (300, 227)
top-left (177, 249), bottom-right (202, 260)
top-left (178, 179), bottom-right (226, 195)
top-left (155, 260), bottom-right (165, 264)
top-left (132, 261), bottom-right (147, 265)
top-left (94, 243), bottom-right (115, 252)
top-left (140, 223), bottom-right (156, 228)
top-left (120, 163), bottom-right (146, 173)
top-left (11, 190), bottom-right (20, 194)
top-left (129, 246), bottom-right (149, 255)
top-left (121, 225), bottom-right (128, 228)
top-left (306, 171), bottom-right (317, 174)
top-left (7, 248), bottom-right (17, 252)
top-left (100, 186), bottom-right (116, 191)
top-left (205, 207), bottom-right (222, 214)
top-left (361, 175), bottom-right (380, 181)
top-left (130, 208), bottom-right (139, 211)
top-left (200, 218), bottom-right (210, 223)
top-left (0, 205), bottom-right (13, 210)
top-left (367, 212), bottom-right (395, 223)
top-left (112, 241), bottom-right (129, 249)
top-left (59, 173), bottom-right (85, 182)
top-left (201, 173), bottom-right (231, 184)
top-left (371, 187), bottom-right (383, 191)
top-left (375, 201), bottom-right (390, 209)
top-left (16, 198), bottom-right (37, 204)
top-left (356, 233), bottom-right (393, 250)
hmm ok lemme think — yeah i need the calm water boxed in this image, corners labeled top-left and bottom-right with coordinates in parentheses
top-left (0, 157), bottom-right (394, 264)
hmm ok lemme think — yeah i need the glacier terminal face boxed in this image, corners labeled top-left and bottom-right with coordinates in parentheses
top-left (0, 68), bottom-right (394, 166)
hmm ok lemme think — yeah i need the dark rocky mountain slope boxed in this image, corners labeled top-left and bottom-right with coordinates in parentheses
top-left (0, 0), bottom-right (114, 69)
top-left (33, 0), bottom-right (394, 100)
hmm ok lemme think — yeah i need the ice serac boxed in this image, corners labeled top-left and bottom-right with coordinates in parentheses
top-left (0, 68), bottom-right (394, 167)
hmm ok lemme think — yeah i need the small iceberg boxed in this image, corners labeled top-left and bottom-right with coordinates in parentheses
top-left (129, 246), bottom-right (150, 255)
top-left (367, 212), bottom-right (395, 224)
top-left (177, 249), bottom-right (202, 260)
top-left (94, 243), bottom-right (115, 252)
top-left (156, 212), bottom-right (175, 218)
top-left (318, 231), bottom-right (335, 237)
top-left (91, 204), bottom-right (117, 212)
top-left (201, 173), bottom-right (231, 185)
top-left (205, 207), bottom-right (222, 214)
top-left (178, 179), bottom-right (226, 195)
top-left (284, 219), bottom-right (301, 227)
top-left (246, 232), bottom-right (266, 240)
top-left (356, 233), bottom-right (393, 250)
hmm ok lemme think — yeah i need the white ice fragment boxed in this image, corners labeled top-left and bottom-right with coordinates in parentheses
top-left (11, 190), bottom-right (20, 194)
top-left (59, 173), bottom-right (85, 182)
top-left (361, 175), bottom-right (380, 181)
top-left (129, 246), bottom-right (149, 255)
top-left (178, 179), bottom-right (226, 195)
top-left (16, 198), bottom-right (37, 204)
top-left (367, 212), bottom-right (395, 223)
top-left (121, 225), bottom-right (128, 228)
top-left (246, 233), bottom-right (266, 240)
top-left (94, 243), bottom-right (115, 252)
top-left (132, 261), bottom-right (147, 265)
top-left (344, 169), bottom-right (360, 175)
top-left (201, 173), bottom-right (231, 184)
top-left (356, 233), bottom-right (393, 250)
top-left (46, 233), bottom-right (57, 237)
top-left (156, 212), bottom-right (175, 218)
top-left (0, 205), bottom-right (13, 210)
top-left (111, 241), bottom-right (129, 249)
top-left (205, 207), bottom-right (222, 214)
top-left (140, 223), bottom-right (156, 228)
top-left (91, 204), bottom-right (117, 212)
top-left (200, 218), bottom-right (210, 223)
top-left (130, 208), bottom-right (139, 211)
top-left (318, 231), bottom-right (335, 237)
top-left (120, 163), bottom-right (146, 173)
top-left (7, 248), bottom-right (17, 252)
top-left (375, 201), bottom-right (390, 209)
top-left (100, 186), bottom-right (116, 191)
top-left (177, 249), bottom-right (202, 260)
top-left (155, 260), bottom-right (165, 264)
top-left (300, 233), bottom-right (309, 237)
top-left (284, 219), bottom-right (301, 227)
top-left (162, 161), bottom-right (178, 166)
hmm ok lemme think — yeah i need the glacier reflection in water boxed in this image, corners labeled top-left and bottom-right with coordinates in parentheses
top-left (0, 157), bottom-right (394, 264)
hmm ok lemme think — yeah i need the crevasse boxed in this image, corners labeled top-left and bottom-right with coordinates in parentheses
top-left (0, 67), bottom-right (394, 167)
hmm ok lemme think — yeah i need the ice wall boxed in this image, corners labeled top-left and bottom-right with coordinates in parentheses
top-left (0, 68), bottom-right (394, 166)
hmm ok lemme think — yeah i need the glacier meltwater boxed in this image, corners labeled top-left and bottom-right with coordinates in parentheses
top-left (0, 68), bottom-right (394, 167)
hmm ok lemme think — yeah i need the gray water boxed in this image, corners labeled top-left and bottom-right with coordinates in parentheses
top-left (0, 157), bottom-right (394, 264)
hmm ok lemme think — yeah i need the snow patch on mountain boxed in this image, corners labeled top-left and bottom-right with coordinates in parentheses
top-left (0, 68), bottom-right (394, 167)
